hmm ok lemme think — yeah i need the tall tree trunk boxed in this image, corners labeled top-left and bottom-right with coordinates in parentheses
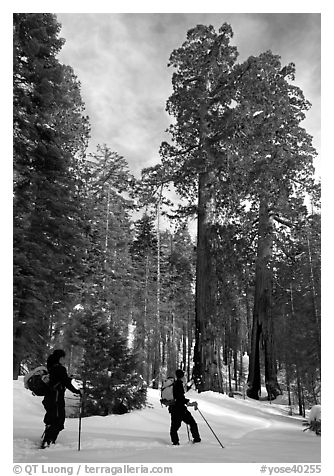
top-left (193, 56), bottom-right (220, 391)
top-left (13, 300), bottom-right (26, 379)
top-left (152, 196), bottom-right (162, 389)
top-left (306, 233), bottom-right (321, 362)
top-left (311, 373), bottom-right (318, 405)
top-left (264, 329), bottom-right (280, 399)
top-left (228, 353), bottom-right (232, 393)
top-left (182, 322), bottom-right (187, 372)
top-left (247, 199), bottom-right (281, 399)
top-left (296, 373), bottom-right (303, 416)
top-left (216, 342), bottom-right (224, 393)
top-left (143, 255), bottom-right (149, 383)
top-left (162, 333), bottom-right (166, 368)
top-left (167, 310), bottom-right (177, 376)
top-left (247, 317), bottom-right (262, 399)
top-left (233, 350), bottom-right (238, 391)
top-left (245, 284), bottom-right (252, 355)
top-left (193, 169), bottom-right (218, 392)
top-left (287, 380), bottom-right (292, 414)
top-left (13, 328), bottom-right (22, 380)
top-left (187, 309), bottom-right (192, 381)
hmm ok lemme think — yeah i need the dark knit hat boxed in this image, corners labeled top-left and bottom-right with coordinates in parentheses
top-left (46, 348), bottom-right (66, 370)
top-left (52, 349), bottom-right (66, 360)
top-left (175, 369), bottom-right (184, 379)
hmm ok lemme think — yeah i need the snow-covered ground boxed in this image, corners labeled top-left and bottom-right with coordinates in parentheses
top-left (13, 377), bottom-right (320, 464)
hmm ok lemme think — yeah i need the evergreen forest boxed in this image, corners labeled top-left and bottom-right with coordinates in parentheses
top-left (13, 14), bottom-right (320, 416)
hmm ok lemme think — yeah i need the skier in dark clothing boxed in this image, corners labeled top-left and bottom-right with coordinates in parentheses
top-left (169, 369), bottom-right (201, 445)
top-left (41, 349), bottom-right (81, 449)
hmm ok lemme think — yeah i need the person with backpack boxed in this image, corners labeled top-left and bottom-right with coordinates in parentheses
top-left (41, 349), bottom-right (81, 449)
top-left (169, 369), bottom-right (201, 446)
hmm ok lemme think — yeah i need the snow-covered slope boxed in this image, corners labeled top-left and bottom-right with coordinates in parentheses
top-left (13, 378), bottom-right (320, 463)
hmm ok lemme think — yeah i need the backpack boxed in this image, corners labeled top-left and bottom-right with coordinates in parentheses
top-left (160, 377), bottom-right (175, 407)
top-left (24, 366), bottom-right (50, 396)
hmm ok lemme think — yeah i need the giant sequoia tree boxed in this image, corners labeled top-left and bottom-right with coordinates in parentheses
top-left (13, 13), bottom-right (90, 377)
top-left (143, 24), bottom-right (318, 396)
top-left (231, 52), bottom-right (317, 399)
top-left (158, 24), bottom-right (240, 391)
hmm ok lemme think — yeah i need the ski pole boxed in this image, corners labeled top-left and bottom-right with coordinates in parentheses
top-left (197, 407), bottom-right (224, 449)
top-left (78, 392), bottom-right (83, 451)
top-left (186, 424), bottom-right (190, 442)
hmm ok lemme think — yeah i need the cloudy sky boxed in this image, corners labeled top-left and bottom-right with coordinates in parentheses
top-left (56, 12), bottom-right (321, 178)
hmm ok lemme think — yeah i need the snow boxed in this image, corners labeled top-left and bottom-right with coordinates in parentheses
top-left (308, 405), bottom-right (321, 423)
top-left (13, 378), bottom-right (321, 465)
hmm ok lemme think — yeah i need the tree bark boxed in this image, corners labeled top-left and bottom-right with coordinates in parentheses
top-left (306, 233), bottom-right (321, 362)
top-left (151, 197), bottom-right (162, 389)
top-left (216, 342), bottom-right (224, 393)
top-left (247, 198), bottom-right (281, 399)
top-left (296, 373), bottom-right (303, 416)
top-left (187, 309), bottom-right (192, 381)
top-left (182, 322), bottom-right (187, 373)
top-left (228, 359), bottom-right (232, 394)
top-left (247, 316), bottom-right (262, 399)
top-left (193, 169), bottom-right (218, 392)
top-left (13, 330), bottom-right (22, 380)
top-left (233, 350), bottom-right (238, 391)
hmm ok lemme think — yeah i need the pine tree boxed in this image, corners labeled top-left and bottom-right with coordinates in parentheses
top-left (59, 145), bottom-right (147, 415)
top-left (72, 306), bottom-right (146, 416)
top-left (273, 210), bottom-right (320, 406)
top-left (64, 145), bottom-right (137, 338)
top-left (13, 13), bottom-right (90, 377)
top-left (212, 222), bottom-right (253, 392)
top-left (130, 213), bottom-right (158, 384)
top-left (163, 224), bottom-right (195, 377)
